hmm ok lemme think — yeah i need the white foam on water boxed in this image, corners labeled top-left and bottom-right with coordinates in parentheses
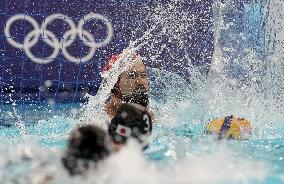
top-left (0, 139), bottom-right (270, 184)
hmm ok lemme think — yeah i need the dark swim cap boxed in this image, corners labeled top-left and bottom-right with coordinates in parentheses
top-left (62, 125), bottom-right (111, 175)
top-left (108, 103), bottom-right (152, 148)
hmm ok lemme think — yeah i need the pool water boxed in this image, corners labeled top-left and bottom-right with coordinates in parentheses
top-left (0, 97), bottom-right (283, 184)
top-left (0, 67), bottom-right (283, 184)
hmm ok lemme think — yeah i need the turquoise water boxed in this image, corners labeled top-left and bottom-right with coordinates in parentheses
top-left (0, 100), bottom-right (283, 184)
top-left (0, 67), bottom-right (283, 184)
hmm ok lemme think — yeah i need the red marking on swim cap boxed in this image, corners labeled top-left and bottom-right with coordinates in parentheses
top-left (120, 128), bottom-right (126, 134)
top-left (102, 55), bottom-right (120, 73)
top-left (102, 52), bottom-right (141, 74)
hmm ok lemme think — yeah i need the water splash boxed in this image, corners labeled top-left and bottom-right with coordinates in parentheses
top-left (78, 0), bottom-right (211, 129)
top-left (190, 0), bottom-right (284, 139)
top-left (2, 1), bottom-right (284, 183)
top-left (78, 45), bottom-right (149, 129)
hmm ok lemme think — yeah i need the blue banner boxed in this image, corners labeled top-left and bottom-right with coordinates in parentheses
top-left (0, 0), bottom-right (214, 103)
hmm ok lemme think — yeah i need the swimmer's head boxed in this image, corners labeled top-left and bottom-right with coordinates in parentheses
top-left (108, 103), bottom-right (152, 150)
top-left (62, 125), bottom-right (111, 175)
top-left (103, 53), bottom-right (149, 107)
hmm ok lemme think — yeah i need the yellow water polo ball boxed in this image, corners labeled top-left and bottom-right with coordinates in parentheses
top-left (206, 115), bottom-right (252, 140)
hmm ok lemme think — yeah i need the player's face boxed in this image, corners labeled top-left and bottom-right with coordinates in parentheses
top-left (119, 60), bottom-right (149, 95)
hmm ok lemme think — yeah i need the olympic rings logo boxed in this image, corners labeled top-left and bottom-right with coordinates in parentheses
top-left (4, 13), bottom-right (113, 64)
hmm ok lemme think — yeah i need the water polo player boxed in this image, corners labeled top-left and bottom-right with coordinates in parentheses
top-left (62, 125), bottom-right (111, 175)
top-left (206, 115), bottom-right (252, 140)
top-left (108, 103), bottom-right (153, 151)
top-left (103, 52), bottom-right (154, 119)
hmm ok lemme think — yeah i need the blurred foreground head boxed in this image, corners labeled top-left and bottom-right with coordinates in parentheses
top-left (108, 103), bottom-right (153, 150)
top-left (62, 125), bottom-right (111, 175)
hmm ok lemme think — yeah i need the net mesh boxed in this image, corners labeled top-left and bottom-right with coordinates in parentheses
top-left (0, 0), bottom-right (214, 105)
